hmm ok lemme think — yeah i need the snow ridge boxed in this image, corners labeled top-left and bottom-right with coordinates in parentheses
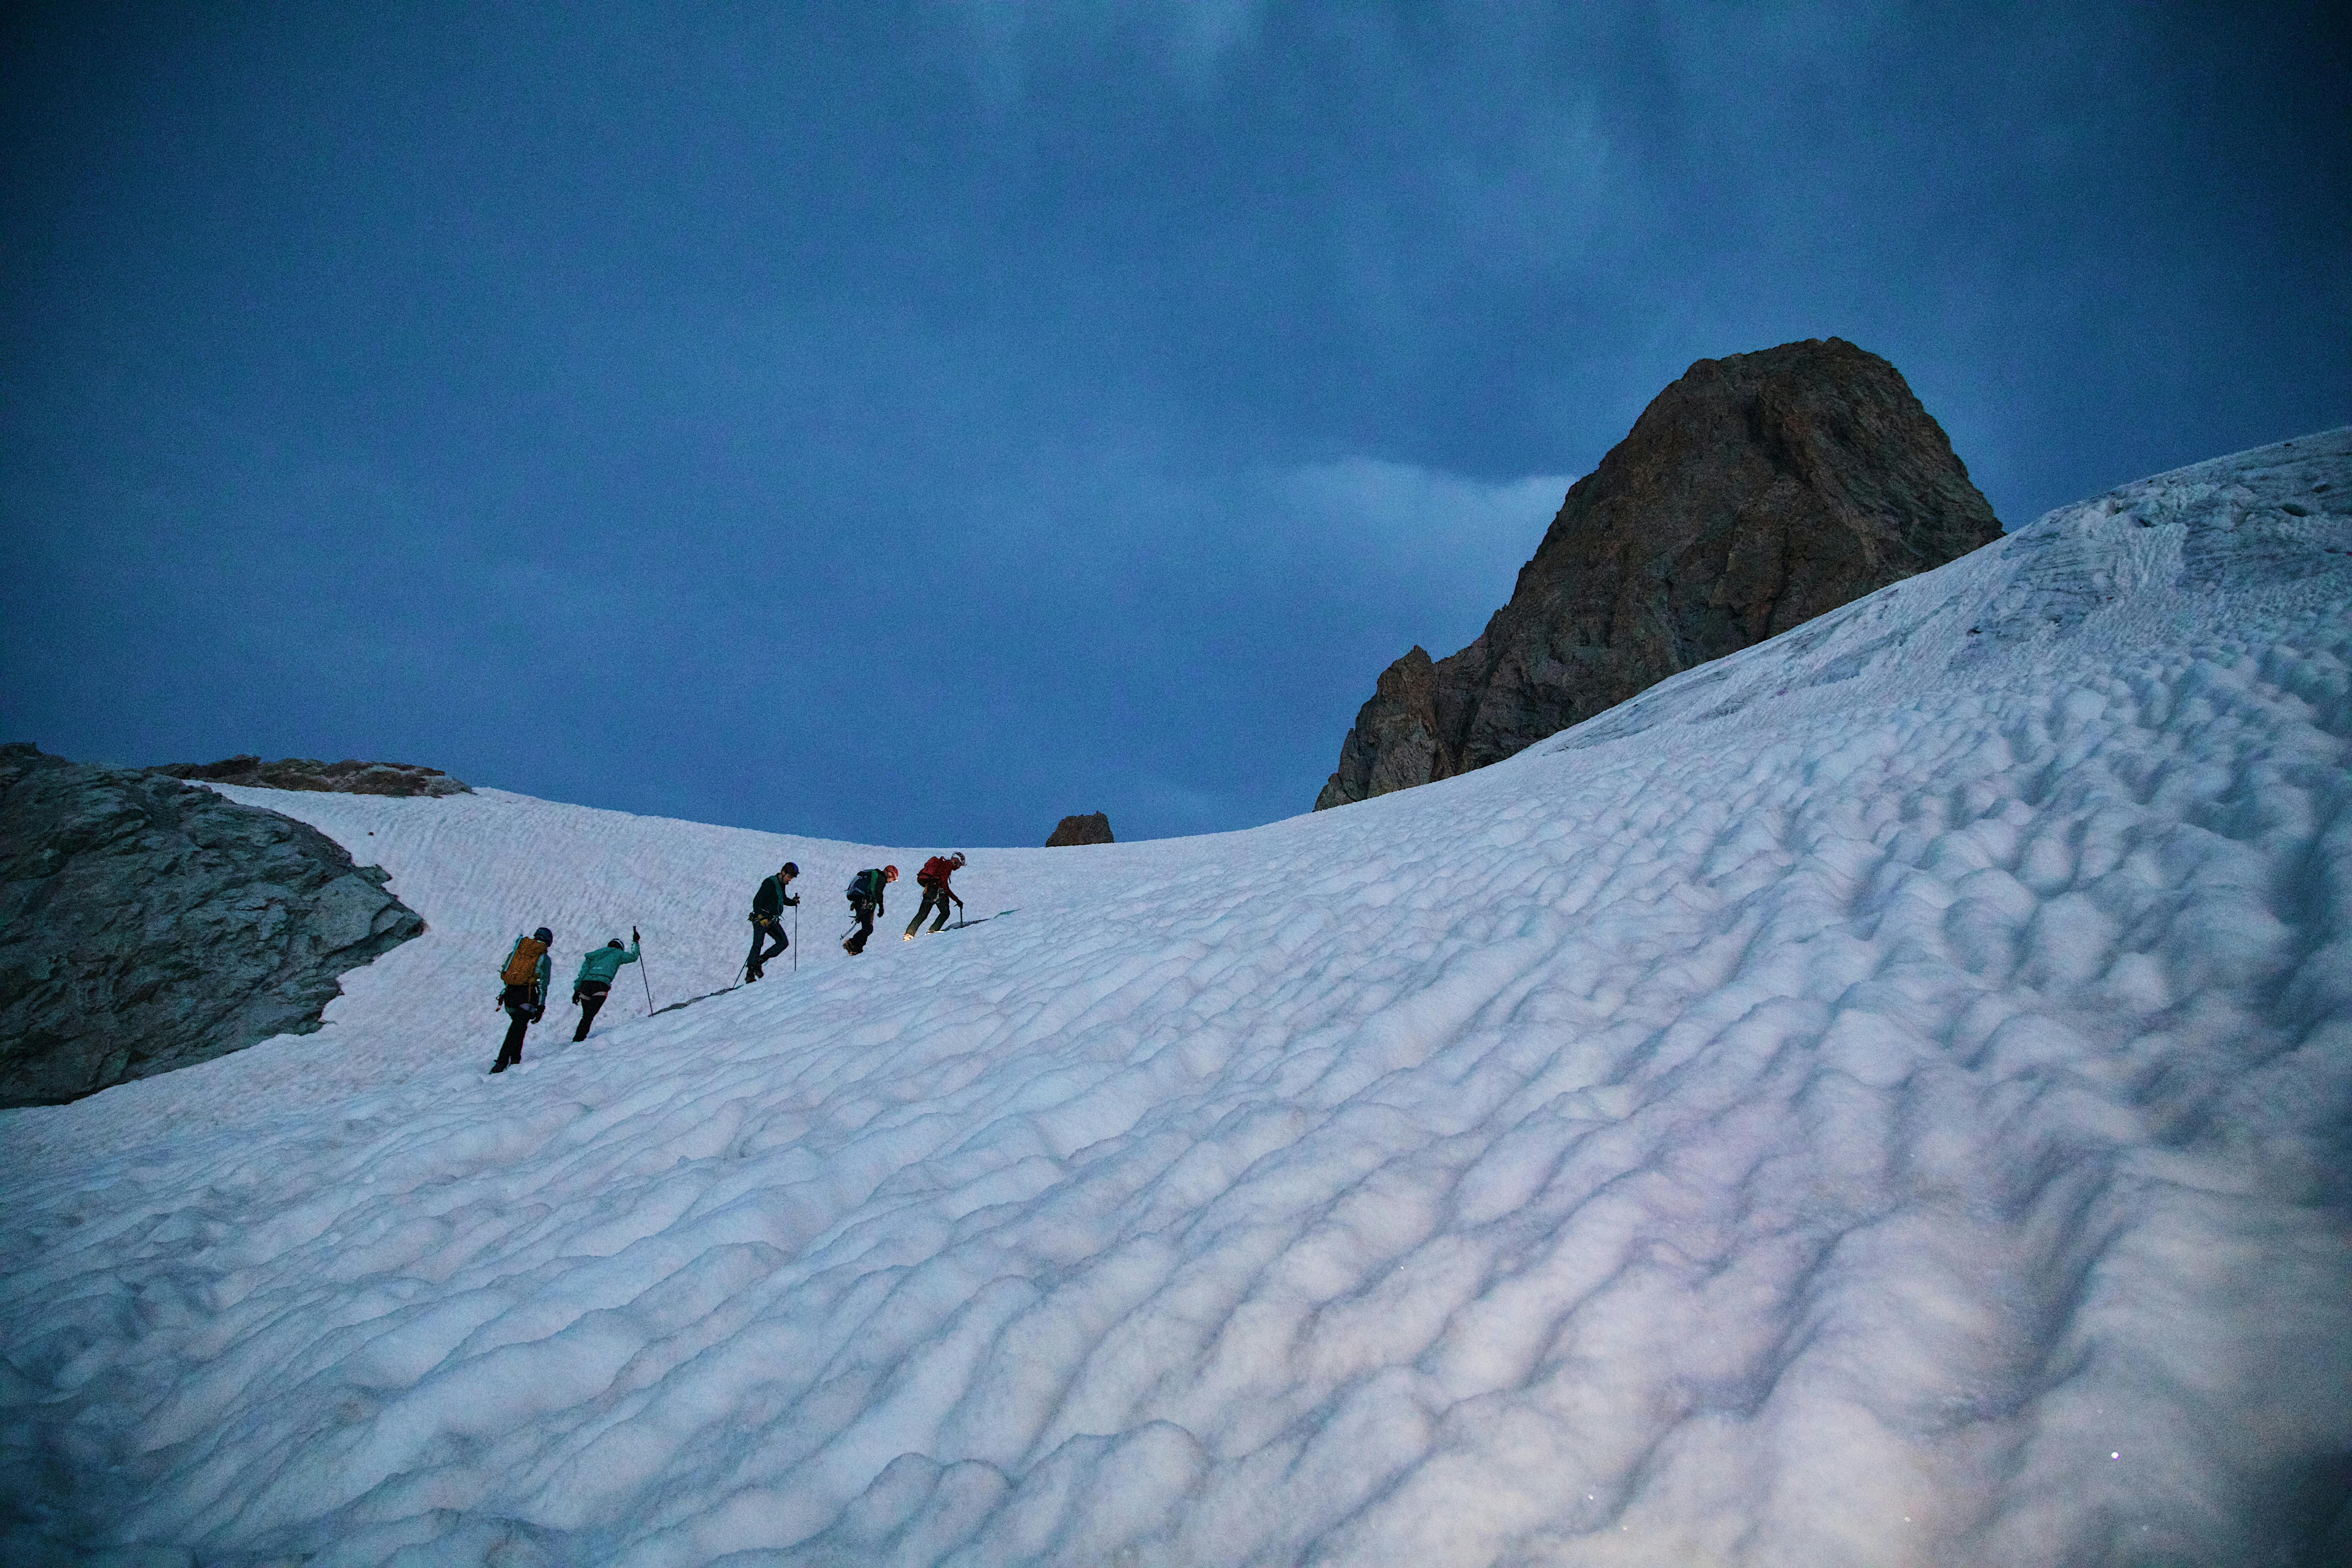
top-left (3, 431), bottom-right (2349, 1565)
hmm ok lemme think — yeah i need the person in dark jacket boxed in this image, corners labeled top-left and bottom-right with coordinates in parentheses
top-left (843, 865), bottom-right (896, 955)
top-left (491, 926), bottom-right (554, 1074)
top-left (904, 853), bottom-right (966, 938)
top-left (745, 861), bottom-right (799, 982)
top-left (572, 930), bottom-right (641, 1040)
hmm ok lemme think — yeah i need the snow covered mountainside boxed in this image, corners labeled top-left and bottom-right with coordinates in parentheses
top-left (5, 431), bottom-right (2350, 1565)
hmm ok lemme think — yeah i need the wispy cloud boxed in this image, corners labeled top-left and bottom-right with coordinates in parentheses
top-left (1275, 457), bottom-right (1569, 571)
top-left (1266, 457), bottom-right (1574, 652)
top-left (932, 0), bottom-right (1265, 101)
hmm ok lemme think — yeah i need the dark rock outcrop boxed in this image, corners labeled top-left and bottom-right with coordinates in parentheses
top-left (1045, 812), bottom-right (1115, 847)
top-left (0, 743), bottom-right (425, 1108)
top-left (153, 755), bottom-right (470, 797)
top-left (1316, 338), bottom-right (2003, 810)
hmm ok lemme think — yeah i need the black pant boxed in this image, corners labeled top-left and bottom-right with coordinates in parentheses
top-left (745, 916), bottom-right (788, 979)
top-left (492, 983), bottom-right (540, 1072)
top-left (845, 898), bottom-right (877, 954)
top-left (906, 883), bottom-right (956, 936)
top-left (573, 981), bottom-right (609, 1041)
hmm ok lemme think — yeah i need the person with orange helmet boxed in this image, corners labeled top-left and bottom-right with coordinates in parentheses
top-left (842, 864), bottom-right (897, 955)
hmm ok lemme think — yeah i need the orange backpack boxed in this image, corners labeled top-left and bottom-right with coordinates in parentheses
top-left (501, 936), bottom-right (548, 985)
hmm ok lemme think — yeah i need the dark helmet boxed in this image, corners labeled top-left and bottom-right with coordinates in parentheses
top-left (607, 938), bottom-right (624, 949)
top-left (781, 861), bottom-right (799, 876)
top-left (533, 926), bottom-right (553, 944)
top-left (883, 865), bottom-right (899, 881)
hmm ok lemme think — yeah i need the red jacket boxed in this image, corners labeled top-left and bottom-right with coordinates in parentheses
top-left (918, 856), bottom-right (958, 888)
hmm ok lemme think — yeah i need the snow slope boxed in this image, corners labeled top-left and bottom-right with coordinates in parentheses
top-left (5, 430), bottom-right (2350, 1566)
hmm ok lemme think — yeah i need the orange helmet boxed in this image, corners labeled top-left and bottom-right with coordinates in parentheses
top-left (883, 865), bottom-right (899, 881)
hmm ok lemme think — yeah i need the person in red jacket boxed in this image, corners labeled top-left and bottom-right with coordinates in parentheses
top-left (904, 852), bottom-right (965, 938)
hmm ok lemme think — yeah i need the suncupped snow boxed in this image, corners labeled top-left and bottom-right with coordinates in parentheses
top-left (4, 431), bottom-right (2350, 1565)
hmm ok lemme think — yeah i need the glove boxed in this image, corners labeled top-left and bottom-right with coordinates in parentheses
top-left (632, 926), bottom-right (640, 943)
top-left (529, 1005), bottom-right (545, 1023)
top-left (570, 992), bottom-right (582, 1006)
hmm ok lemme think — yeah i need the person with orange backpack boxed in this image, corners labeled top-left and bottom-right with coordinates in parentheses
top-left (490, 925), bottom-right (554, 1074)
top-left (904, 853), bottom-right (966, 938)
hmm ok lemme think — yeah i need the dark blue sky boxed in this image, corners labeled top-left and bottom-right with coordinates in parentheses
top-left (6, 2), bottom-right (2346, 846)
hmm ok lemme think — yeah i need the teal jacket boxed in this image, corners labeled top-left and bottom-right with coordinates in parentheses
top-left (573, 941), bottom-right (641, 989)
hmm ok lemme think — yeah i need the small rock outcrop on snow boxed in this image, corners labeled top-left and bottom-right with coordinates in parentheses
top-left (1316, 337), bottom-right (2003, 808)
top-left (1045, 811), bottom-right (1115, 846)
top-left (153, 754), bottom-right (471, 796)
top-left (0, 743), bottom-right (425, 1107)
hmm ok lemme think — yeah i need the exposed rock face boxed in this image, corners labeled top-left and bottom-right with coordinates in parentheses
top-left (153, 755), bottom-right (470, 797)
top-left (1045, 812), bottom-right (1115, 847)
top-left (0, 743), bottom-right (426, 1108)
top-left (1316, 338), bottom-right (2003, 810)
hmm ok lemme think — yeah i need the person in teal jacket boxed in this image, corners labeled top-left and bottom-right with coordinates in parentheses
top-left (572, 928), bottom-right (641, 1041)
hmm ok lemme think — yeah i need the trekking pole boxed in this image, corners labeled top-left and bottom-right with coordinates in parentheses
top-left (793, 900), bottom-right (800, 973)
top-left (636, 926), bottom-right (653, 1014)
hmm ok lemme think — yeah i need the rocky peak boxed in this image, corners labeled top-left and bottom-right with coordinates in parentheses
top-left (1316, 337), bottom-right (2002, 809)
